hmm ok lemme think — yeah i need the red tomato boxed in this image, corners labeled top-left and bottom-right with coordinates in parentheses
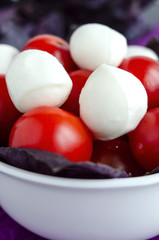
top-left (61, 69), bottom-right (92, 116)
top-left (129, 108), bottom-right (159, 171)
top-left (91, 136), bottom-right (145, 176)
top-left (0, 75), bottom-right (21, 146)
top-left (119, 56), bottom-right (159, 109)
top-left (9, 106), bottom-right (93, 162)
top-left (22, 34), bottom-right (77, 72)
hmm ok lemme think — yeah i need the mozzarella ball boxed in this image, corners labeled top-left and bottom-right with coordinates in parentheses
top-left (79, 64), bottom-right (148, 140)
top-left (0, 44), bottom-right (19, 74)
top-left (70, 23), bottom-right (127, 71)
top-left (126, 45), bottom-right (158, 61)
top-left (6, 49), bottom-right (72, 113)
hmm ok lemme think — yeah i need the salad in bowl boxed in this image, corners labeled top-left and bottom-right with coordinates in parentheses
top-left (1, 22), bottom-right (159, 240)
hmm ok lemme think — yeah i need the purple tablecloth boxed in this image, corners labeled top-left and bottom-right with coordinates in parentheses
top-left (0, 207), bottom-right (48, 240)
top-left (0, 206), bottom-right (159, 240)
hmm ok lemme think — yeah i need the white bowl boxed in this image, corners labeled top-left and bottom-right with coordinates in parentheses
top-left (0, 161), bottom-right (159, 240)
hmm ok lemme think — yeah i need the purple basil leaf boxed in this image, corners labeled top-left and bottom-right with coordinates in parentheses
top-left (146, 166), bottom-right (159, 175)
top-left (146, 37), bottom-right (159, 58)
top-left (0, 0), bottom-right (157, 49)
top-left (0, 147), bottom-right (129, 179)
top-left (0, 147), bottom-right (71, 176)
top-left (34, 11), bottom-right (65, 38)
top-left (56, 161), bottom-right (130, 179)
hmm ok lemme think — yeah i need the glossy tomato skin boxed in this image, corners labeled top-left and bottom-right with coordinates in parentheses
top-left (9, 106), bottom-right (93, 162)
top-left (119, 56), bottom-right (159, 109)
top-left (22, 34), bottom-right (77, 72)
top-left (61, 69), bottom-right (92, 116)
top-left (129, 108), bottom-right (159, 171)
top-left (0, 75), bottom-right (21, 146)
top-left (91, 136), bottom-right (145, 176)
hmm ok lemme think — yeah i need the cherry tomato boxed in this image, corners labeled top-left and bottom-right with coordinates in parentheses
top-left (119, 56), bottom-right (159, 109)
top-left (129, 108), bottom-right (159, 171)
top-left (22, 34), bottom-right (77, 72)
top-left (0, 75), bottom-right (21, 146)
top-left (9, 106), bottom-right (93, 162)
top-left (61, 69), bottom-right (92, 116)
top-left (91, 136), bottom-right (145, 176)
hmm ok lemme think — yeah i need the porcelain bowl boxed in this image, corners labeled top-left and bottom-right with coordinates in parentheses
top-left (0, 161), bottom-right (159, 240)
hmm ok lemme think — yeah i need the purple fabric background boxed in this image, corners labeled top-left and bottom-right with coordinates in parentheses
top-left (1, 17), bottom-right (159, 240)
top-left (0, 207), bottom-right (48, 240)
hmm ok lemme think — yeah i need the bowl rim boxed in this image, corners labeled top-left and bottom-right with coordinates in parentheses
top-left (1, 161), bottom-right (159, 189)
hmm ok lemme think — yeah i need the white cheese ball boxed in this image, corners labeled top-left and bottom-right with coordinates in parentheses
top-left (70, 23), bottom-right (127, 71)
top-left (0, 44), bottom-right (19, 74)
top-left (126, 45), bottom-right (158, 61)
top-left (79, 64), bottom-right (148, 140)
top-left (6, 49), bottom-right (72, 113)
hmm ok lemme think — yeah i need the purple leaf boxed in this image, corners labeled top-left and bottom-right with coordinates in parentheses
top-left (0, 147), bottom-right (129, 179)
